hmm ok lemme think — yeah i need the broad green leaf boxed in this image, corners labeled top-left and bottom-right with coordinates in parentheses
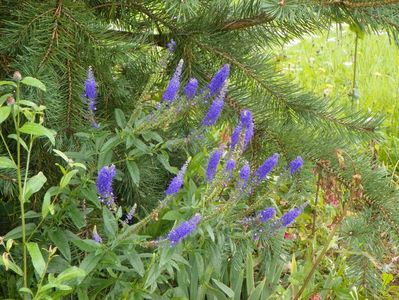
top-left (157, 152), bottom-right (178, 174)
top-left (212, 278), bottom-right (235, 298)
top-left (53, 149), bottom-right (70, 163)
top-left (0, 93), bottom-right (13, 105)
top-left (114, 108), bottom-right (126, 128)
top-left (60, 169), bottom-right (79, 189)
top-left (23, 172), bottom-right (47, 202)
top-left (102, 207), bottom-right (117, 239)
top-left (8, 134), bottom-right (28, 151)
top-left (18, 100), bottom-right (38, 108)
top-left (131, 137), bottom-right (148, 153)
top-left (80, 253), bottom-right (103, 274)
top-left (141, 131), bottom-right (163, 143)
top-left (246, 253), bottom-right (255, 294)
top-left (71, 239), bottom-right (100, 252)
top-left (0, 106), bottom-right (11, 124)
top-left (126, 160), bottom-right (140, 186)
top-left (0, 156), bottom-right (16, 169)
top-left (21, 76), bottom-right (46, 91)
top-left (248, 279), bottom-right (265, 300)
top-left (4, 223), bottom-right (35, 240)
top-left (162, 210), bottom-right (182, 221)
top-left (55, 266), bottom-right (85, 284)
top-left (42, 186), bottom-right (58, 218)
top-left (0, 81), bottom-right (17, 87)
top-left (26, 242), bottom-right (46, 277)
top-left (68, 205), bottom-right (85, 228)
top-left (19, 288), bottom-right (33, 296)
top-left (127, 251), bottom-right (145, 277)
top-left (48, 230), bottom-right (71, 261)
top-left (19, 122), bottom-right (55, 145)
top-left (24, 210), bottom-right (41, 219)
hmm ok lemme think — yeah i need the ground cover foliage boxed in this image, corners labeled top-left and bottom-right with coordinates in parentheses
top-left (0, 1), bottom-right (399, 299)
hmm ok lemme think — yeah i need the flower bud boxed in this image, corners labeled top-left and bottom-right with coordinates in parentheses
top-left (13, 71), bottom-right (22, 81)
top-left (6, 96), bottom-right (15, 106)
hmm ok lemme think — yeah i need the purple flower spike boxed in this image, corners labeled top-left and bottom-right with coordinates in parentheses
top-left (225, 159), bottom-right (235, 178)
top-left (280, 208), bottom-right (302, 227)
top-left (163, 59), bottom-right (184, 103)
top-left (254, 153), bottom-right (279, 182)
top-left (239, 162), bottom-right (250, 182)
top-left (167, 39), bottom-right (176, 52)
top-left (230, 123), bottom-right (242, 150)
top-left (207, 64), bottom-right (230, 96)
top-left (96, 164), bottom-right (116, 207)
top-left (165, 161), bottom-right (189, 195)
top-left (289, 156), bottom-right (304, 175)
top-left (206, 149), bottom-right (223, 182)
top-left (258, 207), bottom-right (276, 223)
top-left (167, 213), bottom-right (201, 246)
top-left (85, 67), bottom-right (97, 102)
top-left (184, 78), bottom-right (198, 100)
top-left (202, 84), bottom-right (227, 126)
top-left (240, 110), bottom-right (254, 149)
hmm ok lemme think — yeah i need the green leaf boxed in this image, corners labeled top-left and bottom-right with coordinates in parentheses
top-left (23, 172), bottom-right (47, 202)
top-left (26, 242), bottom-right (46, 277)
top-left (4, 223), bottom-right (36, 240)
top-left (126, 160), bottom-right (140, 186)
top-left (0, 93), bottom-right (13, 105)
top-left (42, 186), bottom-right (58, 218)
top-left (71, 239), bottom-right (100, 252)
top-left (19, 288), bottom-right (34, 296)
top-left (246, 253), bottom-right (255, 295)
top-left (248, 279), bottom-right (265, 300)
top-left (60, 169), bottom-right (79, 189)
top-left (68, 205), bottom-right (85, 228)
top-left (131, 137), bottom-right (148, 153)
top-left (127, 251), bottom-right (145, 277)
top-left (48, 230), bottom-right (71, 261)
top-left (21, 76), bottom-right (46, 91)
top-left (19, 122), bottom-right (55, 145)
top-left (55, 266), bottom-right (85, 284)
top-left (212, 278), bottom-right (235, 298)
top-left (0, 156), bottom-right (16, 169)
top-left (80, 253), bottom-right (102, 274)
top-left (8, 134), bottom-right (28, 151)
top-left (0, 254), bottom-right (23, 276)
top-left (157, 152), bottom-right (178, 174)
top-left (114, 108), bottom-right (126, 128)
top-left (53, 149), bottom-right (70, 163)
top-left (102, 207), bottom-right (117, 239)
top-left (0, 80), bottom-right (17, 87)
top-left (0, 106), bottom-right (11, 124)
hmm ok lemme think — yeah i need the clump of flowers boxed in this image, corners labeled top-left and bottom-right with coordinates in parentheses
top-left (254, 153), bottom-right (279, 182)
top-left (225, 159), bottom-right (236, 180)
top-left (167, 39), bottom-right (176, 52)
top-left (230, 109), bottom-right (254, 151)
top-left (167, 213), bottom-right (201, 246)
top-left (258, 207), bottom-right (276, 223)
top-left (124, 203), bottom-right (137, 224)
top-left (165, 160), bottom-right (189, 195)
top-left (238, 162), bottom-right (251, 190)
top-left (96, 164), bottom-right (116, 208)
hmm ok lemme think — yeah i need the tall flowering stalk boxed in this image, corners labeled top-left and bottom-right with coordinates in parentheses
top-left (289, 156), bottom-right (304, 175)
top-left (167, 213), bottom-right (201, 246)
top-left (207, 64), bottom-right (230, 96)
top-left (225, 159), bottom-right (236, 179)
top-left (254, 153), bottom-right (279, 182)
top-left (165, 161), bottom-right (189, 195)
top-left (184, 78), bottom-right (198, 100)
top-left (206, 149), bottom-right (223, 182)
top-left (167, 39), bottom-right (176, 52)
top-left (202, 84), bottom-right (227, 126)
top-left (258, 207), bottom-right (276, 223)
top-left (162, 59), bottom-right (183, 103)
top-left (124, 203), bottom-right (137, 224)
top-left (241, 110), bottom-right (254, 150)
top-left (96, 164), bottom-right (116, 208)
top-left (84, 67), bottom-right (99, 128)
top-left (238, 162), bottom-right (251, 190)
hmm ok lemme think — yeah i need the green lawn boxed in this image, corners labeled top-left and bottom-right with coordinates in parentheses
top-left (278, 26), bottom-right (399, 178)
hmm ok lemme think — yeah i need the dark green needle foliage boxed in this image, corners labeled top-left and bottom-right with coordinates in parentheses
top-left (1, 0), bottom-right (399, 298)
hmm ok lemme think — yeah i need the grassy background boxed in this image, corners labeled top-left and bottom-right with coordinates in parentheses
top-left (277, 25), bottom-right (399, 179)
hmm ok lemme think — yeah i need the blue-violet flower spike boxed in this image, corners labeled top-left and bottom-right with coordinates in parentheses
top-left (92, 226), bottom-right (102, 243)
top-left (206, 149), bottom-right (223, 182)
top-left (289, 156), bottom-right (304, 175)
top-left (125, 203), bottom-right (137, 223)
top-left (167, 213), bottom-right (201, 246)
top-left (96, 164), bottom-right (116, 206)
top-left (167, 39), bottom-right (176, 52)
top-left (258, 207), bottom-right (276, 223)
top-left (225, 159), bottom-right (235, 178)
top-left (230, 123), bottom-right (242, 150)
top-left (85, 67), bottom-right (97, 103)
top-left (165, 161), bottom-right (189, 195)
top-left (241, 110), bottom-right (254, 150)
top-left (280, 207), bottom-right (302, 227)
top-left (255, 153), bottom-right (279, 181)
top-left (162, 59), bottom-right (184, 103)
top-left (207, 64), bottom-right (230, 96)
top-left (183, 78), bottom-right (198, 100)
top-left (239, 162), bottom-right (250, 182)
top-left (202, 84), bottom-right (227, 126)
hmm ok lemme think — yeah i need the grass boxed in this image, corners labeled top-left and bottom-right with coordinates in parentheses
top-left (277, 26), bottom-right (399, 179)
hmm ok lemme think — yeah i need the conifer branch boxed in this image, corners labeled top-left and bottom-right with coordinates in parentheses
top-left (320, 0), bottom-right (399, 8)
